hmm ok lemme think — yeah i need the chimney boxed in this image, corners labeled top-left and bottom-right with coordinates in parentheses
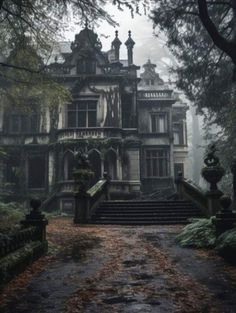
top-left (125, 30), bottom-right (135, 66)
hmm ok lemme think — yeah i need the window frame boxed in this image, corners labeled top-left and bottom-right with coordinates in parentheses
top-left (67, 100), bottom-right (97, 128)
top-left (145, 148), bottom-right (169, 178)
top-left (27, 154), bottom-right (46, 190)
top-left (8, 113), bottom-right (39, 134)
top-left (150, 112), bottom-right (168, 133)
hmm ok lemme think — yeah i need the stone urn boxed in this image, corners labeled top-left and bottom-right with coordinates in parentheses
top-left (201, 144), bottom-right (225, 191)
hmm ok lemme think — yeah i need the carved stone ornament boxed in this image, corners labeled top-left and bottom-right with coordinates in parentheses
top-left (201, 143), bottom-right (225, 192)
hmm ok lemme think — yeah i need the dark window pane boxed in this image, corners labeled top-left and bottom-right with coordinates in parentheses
top-left (11, 116), bottom-right (20, 132)
top-left (88, 102), bottom-right (96, 110)
top-left (78, 102), bottom-right (86, 110)
top-left (68, 111), bottom-right (76, 127)
top-left (68, 103), bottom-right (76, 110)
top-left (21, 115), bottom-right (28, 133)
top-left (77, 111), bottom-right (86, 127)
top-left (31, 115), bottom-right (38, 133)
top-left (88, 111), bottom-right (96, 127)
top-left (28, 156), bottom-right (45, 188)
top-left (151, 115), bottom-right (156, 132)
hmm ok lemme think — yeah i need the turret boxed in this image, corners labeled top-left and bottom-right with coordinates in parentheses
top-left (111, 30), bottom-right (122, 61)
top-left (125, 30), bottom-right (135, 66)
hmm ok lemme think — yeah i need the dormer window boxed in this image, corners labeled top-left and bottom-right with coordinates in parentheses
top-left (77, 59), bottom-right (96, 74)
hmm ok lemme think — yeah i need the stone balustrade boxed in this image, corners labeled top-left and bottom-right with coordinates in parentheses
top-left (57, 127), bottom-right (122, 141)
top-left (138, 90), bottom-right (174, 99)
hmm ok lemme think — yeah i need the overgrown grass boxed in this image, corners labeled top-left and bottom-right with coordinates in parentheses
top-left (176, 218), bottom-right (217, 248)
top-left (0, 202), bottom-right (26, 234)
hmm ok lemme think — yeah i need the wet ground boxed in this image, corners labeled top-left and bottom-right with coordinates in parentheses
top-left (1, 218), bottom-right (236, 313)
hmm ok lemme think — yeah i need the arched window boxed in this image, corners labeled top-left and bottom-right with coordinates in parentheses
top-left (104, 149), bottom-right (117, 180)
top-left (88, 149), bottom-right (101, 184)
top-left (63, 151), bottom-right (75, 180)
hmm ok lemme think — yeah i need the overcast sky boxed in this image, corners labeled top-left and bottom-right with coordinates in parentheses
top-left (63, 4), bottom-right (175, 81)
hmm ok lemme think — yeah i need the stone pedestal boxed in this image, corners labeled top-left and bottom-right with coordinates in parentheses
top-left (214, 195), bottom-right (236, 236)
top-left (21, 199), bottom-right (48, 241)
top-left (74, 193), bottom-right (89, 224)
top-left (205, 190), bottom-right (223, 216)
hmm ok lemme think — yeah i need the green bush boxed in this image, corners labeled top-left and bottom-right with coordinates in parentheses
top-left (0, 202), bottom-right (26, 234)
top-left (176, 218), bottom-right (217, 248)
top-left (215, 228), bottom-right (236, 264)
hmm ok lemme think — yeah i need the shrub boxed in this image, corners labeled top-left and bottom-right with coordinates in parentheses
top-left (0, 202), bottom-right (26, 234)
top-left (215, 228), bottom-right (236, 264)
top-left (176, 218), bottom-right (217, 248)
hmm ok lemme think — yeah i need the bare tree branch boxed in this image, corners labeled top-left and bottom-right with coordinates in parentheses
top-left (198, 0), bottom-right (236, 65)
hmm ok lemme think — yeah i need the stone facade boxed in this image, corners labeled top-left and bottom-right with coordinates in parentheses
top-left (0, 27), bottom-right (188, 211)
top-left (138, 59), bottom-right (188, 193)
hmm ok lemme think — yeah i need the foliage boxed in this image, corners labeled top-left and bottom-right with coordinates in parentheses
top-left (216, 228), bottom-right (236, 264)
top-left (0, 202), bottom-right (26, 234)
top-left (151, 0), bottom-right (236, 177)
top-left (176, 218), bottom-right (217, 248)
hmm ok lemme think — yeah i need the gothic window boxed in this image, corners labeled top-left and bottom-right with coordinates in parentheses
top-left (151, 113), bottom-right (168, 133)
top-left (173, 123), bottom-right (184, 145)
top-left (8, 113), bottom-right (38, 133)
top-left (28, 155), bottom-right (46, 189)
top-left (77, 59), bottom-right (96, 74)
top-left (145, 149), bottom-right (169, 177)
top-left (63, 151), bottom-right (75, 180)
top-left (104, 149), bottom-right (117, 180)
top-left (67, 101), bottom-right (97, 128)
top-left (88, 149), bottom-right (101, 184)
top-left (5, 157), bottom-right (20, 184)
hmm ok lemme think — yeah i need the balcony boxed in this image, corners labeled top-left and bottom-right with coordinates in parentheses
top-left (57, 128), bottom-right (122, 141)
top-left (138, 90), bottom-right (175, 100)
top-left (58, 181), bottom-right (77, 194)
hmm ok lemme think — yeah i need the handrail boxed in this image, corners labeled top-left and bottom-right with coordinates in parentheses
top-left (182, 180), bottom-right (208, 209)
top-left (87, 179), bottom-right (107, 198)
top-left (74, 175), bottom-right (110, 223)
top-left (175, 174), bottom-right (208, 213)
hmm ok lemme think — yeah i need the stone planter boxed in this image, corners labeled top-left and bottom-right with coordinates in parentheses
top-left (202, 166), bottom-right (225, 191)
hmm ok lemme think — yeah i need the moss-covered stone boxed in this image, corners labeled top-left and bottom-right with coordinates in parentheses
top-left (176, 218), bottom-right (217, 248)
top-left (215, 228), bottom-right (236, 264)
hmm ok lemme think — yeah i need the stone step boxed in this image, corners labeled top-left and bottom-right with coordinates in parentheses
top-left (91, 200), bottom-right (202, 225)
top-left (95, 211), bottom-right (199, 217)
top-left (91, 220), bottom-right (189, 225)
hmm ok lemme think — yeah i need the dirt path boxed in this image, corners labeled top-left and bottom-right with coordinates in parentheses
top-left (1, 218), bottom-right (236, 313)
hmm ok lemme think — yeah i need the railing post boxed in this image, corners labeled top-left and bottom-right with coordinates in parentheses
top-left (103, 172), bottom-right (111, 200)
top-left (175, 171), bottom-right (184, 199)
top-left (21, 199), bottom-right (48, 242)
top-left (214, 195), bottom-right (236, 236)
top-left (74, 194), bottom-right (89, 224)
top-left (201, 144), bottom-right (225, 216)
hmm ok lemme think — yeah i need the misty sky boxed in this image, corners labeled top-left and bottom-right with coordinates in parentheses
top-left (64, 4), bottom-right (175, 81)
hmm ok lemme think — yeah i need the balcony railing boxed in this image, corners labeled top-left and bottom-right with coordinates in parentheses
top-left (57, 128), bottom-right (122, 141)
top-left (138, 90), bottom-right (174, 99)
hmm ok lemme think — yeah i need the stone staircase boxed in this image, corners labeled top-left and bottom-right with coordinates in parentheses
top-left (91, 200), bottom-right (202, 225)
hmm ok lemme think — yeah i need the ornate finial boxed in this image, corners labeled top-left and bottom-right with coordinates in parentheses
top-left (115, 30), bottom-right (118, 37)
top-left (128, 30), bottom-right (131, 37)
top-left (204, 143), bottom-right (219, 167)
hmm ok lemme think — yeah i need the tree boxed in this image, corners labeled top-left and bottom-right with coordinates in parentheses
top-left (150, 1), bottom-right (236, 177)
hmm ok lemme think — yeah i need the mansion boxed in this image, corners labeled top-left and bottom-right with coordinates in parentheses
top-left (0, 27), bottom-right (188, 211)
